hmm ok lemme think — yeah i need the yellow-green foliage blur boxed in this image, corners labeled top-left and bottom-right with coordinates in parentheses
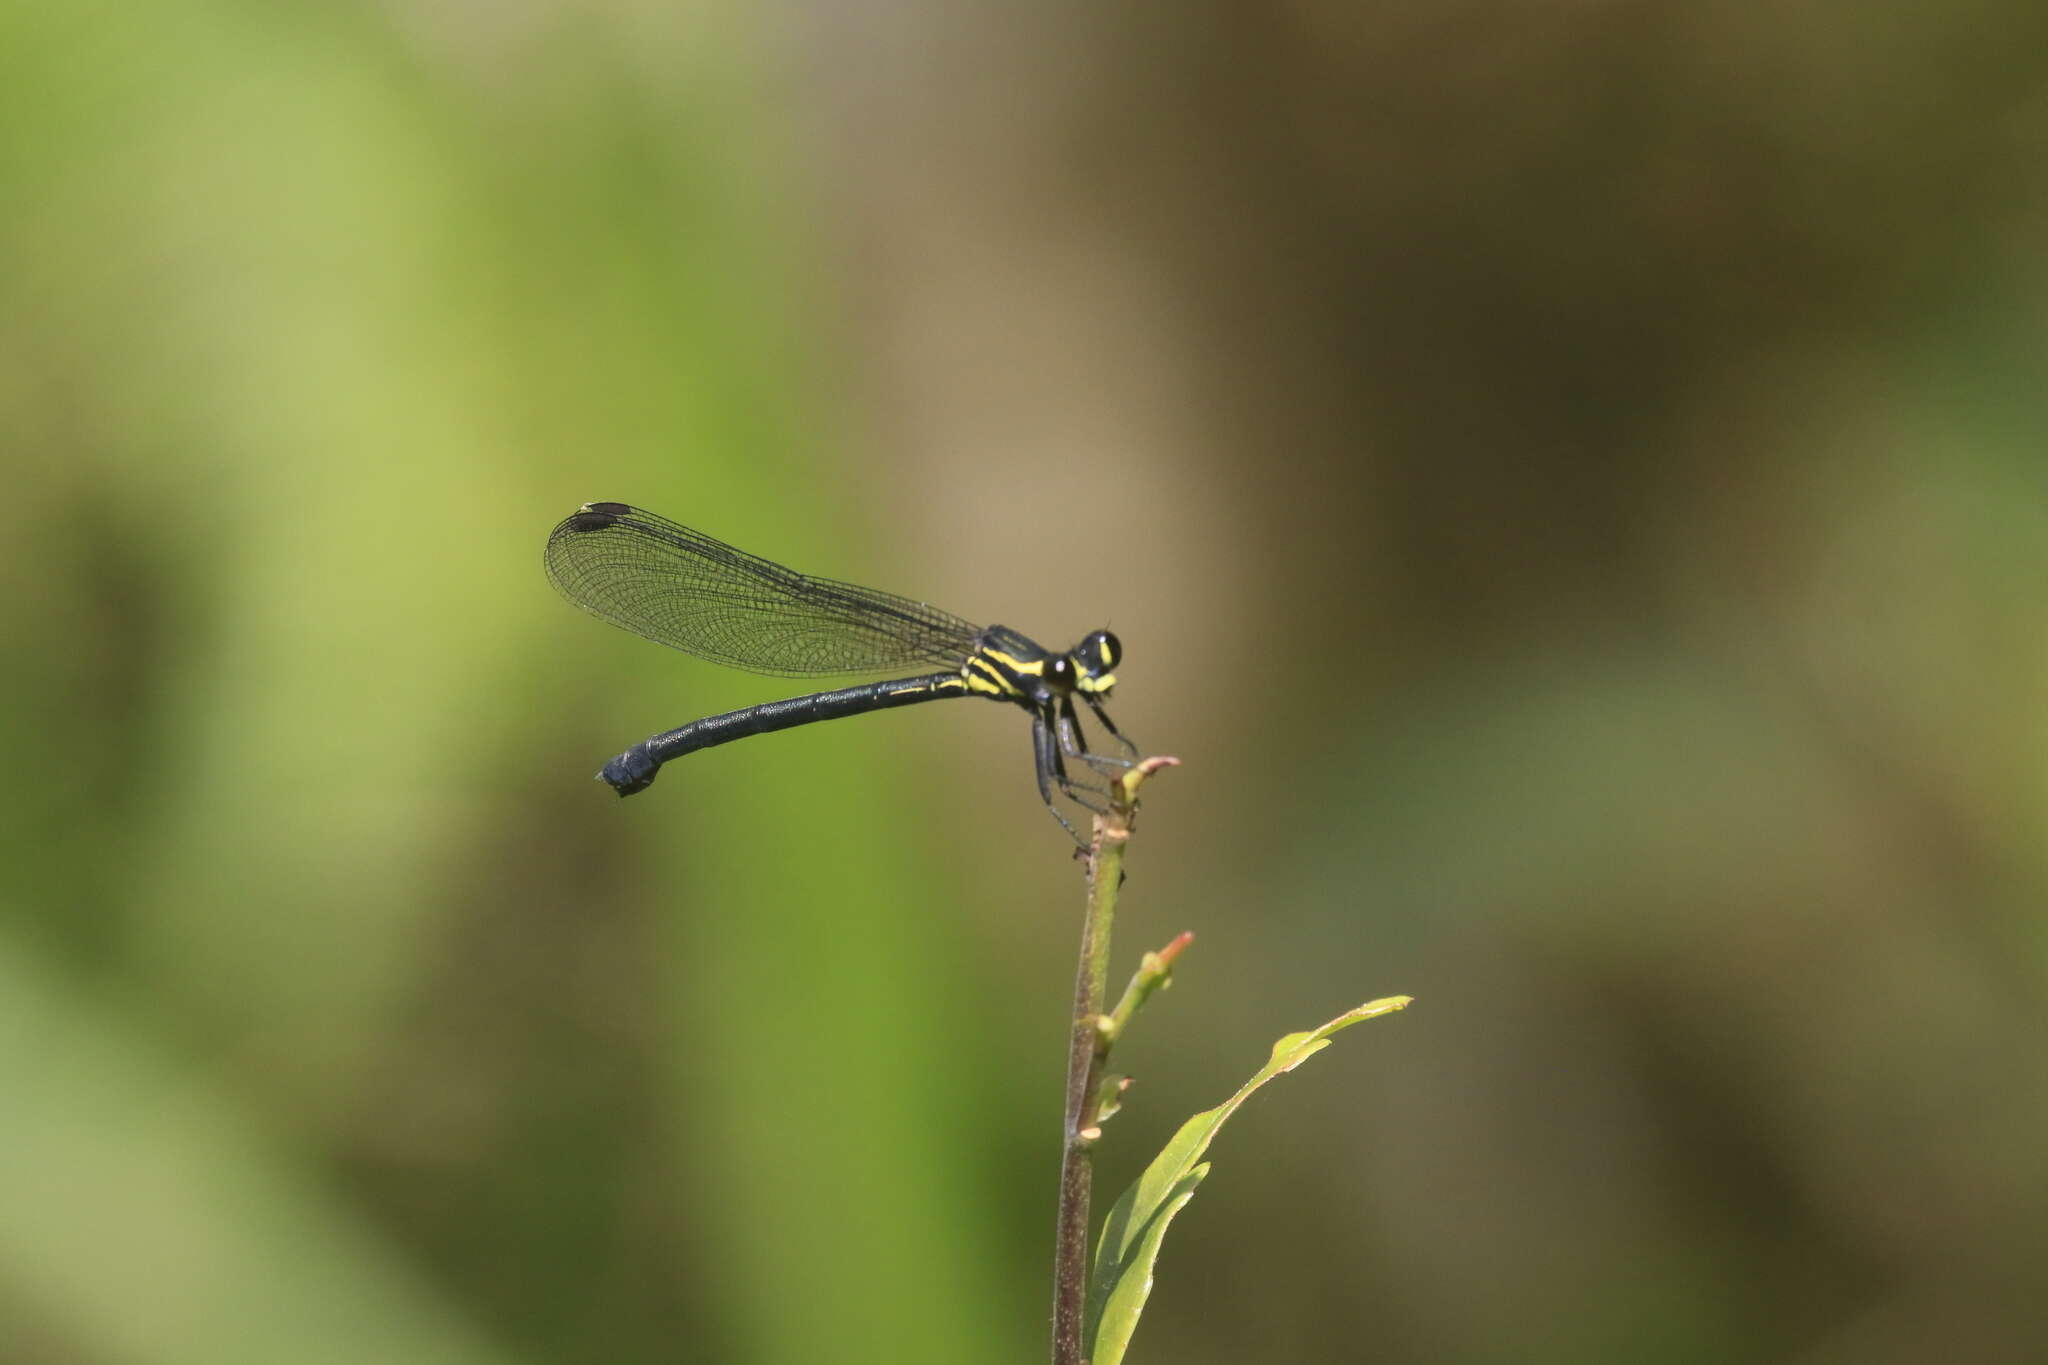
top-left (6, 3), bottom-right (2048, 1362)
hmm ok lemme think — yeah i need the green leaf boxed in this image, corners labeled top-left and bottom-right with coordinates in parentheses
top-left (1085, 995), bottom-right (1412, 1365)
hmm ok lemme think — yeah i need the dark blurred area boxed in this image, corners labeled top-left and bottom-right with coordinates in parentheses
top-left (6, 2), bottom-right (2048, 1362)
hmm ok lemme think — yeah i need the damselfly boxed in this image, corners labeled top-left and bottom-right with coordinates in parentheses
top-left (545, 503), bottom-right (1136, 845)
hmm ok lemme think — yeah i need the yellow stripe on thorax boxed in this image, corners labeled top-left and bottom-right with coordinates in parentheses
top-left (963, 655), bottom-right (1020, 697)
top-left (979, 647), bottom-right (1045, 677)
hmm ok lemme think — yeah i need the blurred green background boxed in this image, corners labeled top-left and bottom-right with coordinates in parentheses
top-left (7, 2), bottom-right (2048, 1362)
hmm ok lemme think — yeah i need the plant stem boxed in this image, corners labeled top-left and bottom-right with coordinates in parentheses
top-left (1051, 838), bottom-right (1118, 1364)
top-left (1051, 757), bottom-right (1177, 1365)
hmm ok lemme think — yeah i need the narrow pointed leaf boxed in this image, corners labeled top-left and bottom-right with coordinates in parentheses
top-left (1085, 995), bottom-right (1412, 1365)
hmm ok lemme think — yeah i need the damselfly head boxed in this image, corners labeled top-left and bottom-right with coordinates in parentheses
top-left (1071, 629), bottom-right (1120, 695)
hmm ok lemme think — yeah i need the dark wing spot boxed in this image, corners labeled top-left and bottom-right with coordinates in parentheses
top-left (566, 505), bottom-right (628, 531)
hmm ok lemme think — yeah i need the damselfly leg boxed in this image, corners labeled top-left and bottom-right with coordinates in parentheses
top-left (1031, 712), bottom-right (1096, 846)
top-left (1057, 698), bottom-right (1136, 780)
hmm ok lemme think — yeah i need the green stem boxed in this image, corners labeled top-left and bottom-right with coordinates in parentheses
top-left (1104, 931), bottom-right (1193, 1046)
top-left (1051, 757), bottom-right (1178, 1365)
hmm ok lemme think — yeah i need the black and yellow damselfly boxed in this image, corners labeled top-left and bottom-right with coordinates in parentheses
top-left (545, 502), bottom-right (1136, 845)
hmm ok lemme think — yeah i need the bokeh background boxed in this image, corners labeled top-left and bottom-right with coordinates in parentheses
top-left (7, 2), bottom-right (2048, 1362)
